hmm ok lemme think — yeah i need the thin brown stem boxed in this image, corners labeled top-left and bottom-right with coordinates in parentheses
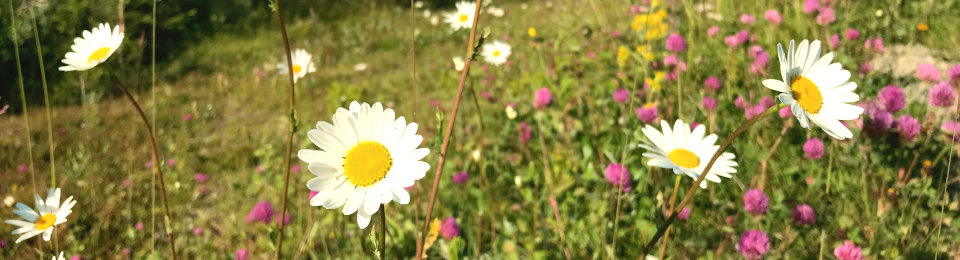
top-left (641, 105), bottom-right (779, 255)
top-left (272, 0), bottom-right (299, 258)
top-left (415, 0), bottom-right (484, 258)
top-left (536, 118), bottom-right (572, 260)
top-left (111, 74), bottom-right (178, 259)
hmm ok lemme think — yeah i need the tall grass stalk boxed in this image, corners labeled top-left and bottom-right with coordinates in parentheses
top-left (535, 118), bottom-right (572, 259)
top-left (270, 0), bottom-right (300, 258)
top-left (409, 0), bottom-right (423, 254)
top-left (415, 0), bottom-right (484, 258)
top-left (612, 6), bottom-right (654, 257)
top-left (658, 175), bottom-right (683, 258)
top-left (29, 9), bottom-right (56, 187)
top-left (9, 0), bottom-right (38, 195)
top-left (109, 73), bottom-right (178, 259)
top-left (150, 0), bottom-right (158, 253)
top-left (933, 100), bottom-right (960, 260)
top-left (641, 105), bottom-right (779, 255)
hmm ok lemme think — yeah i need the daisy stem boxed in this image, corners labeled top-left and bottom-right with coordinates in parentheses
top-left (378, 205), bottom-right (386, 260)
top-left (415, 0), bottom-right (484, 258)
top-left (270, 0), bottom-right (300, 258)
top-left (640, 105), bottom-right (779, 255)
top-left (109, 73), bottom-right (178, 259)
top-left (8, 0), bottom-right (38, 195)
top-left (29, 9), bottom-right (57, 188)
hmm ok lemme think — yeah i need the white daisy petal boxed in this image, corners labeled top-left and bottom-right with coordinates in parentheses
top-left (357, 213), bottom-right (372, 229)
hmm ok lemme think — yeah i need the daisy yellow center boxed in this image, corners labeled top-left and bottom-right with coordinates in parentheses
top-left (789, 76), bottom-right (823, 114)
top-left (459, 14), bottom-right (469, 22)
top-left (292, 65), bottom-right (303, 73)
top-left (34, 214), bottom-right (56, 230)
top-left (668, 149), bottom-right (699, 168)
top-left (343, 142), bottom-right (392, 187)
top-left (87, 47), bottom-right (111, 64)
top-left (492, 50), bottom-right (501, 57)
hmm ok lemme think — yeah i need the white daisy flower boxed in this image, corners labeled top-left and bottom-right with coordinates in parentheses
top-left (486, 6), bottom-right (504, 17)
top-left (52, 252), bottom-right (65, 260)
top-left (452, 56), bottom-right (465, 71)
top-left (480, 40), bottom-right (511, 66)
top-left (639, 120), bottom-right (738, 189)
top-left (277, 48), bottom-right (316, 83)
top-left (59, 23), bottom-right (123, 71)
top-left (443, 1), bottom-right (476, 31)
top-left (298, 101), bottom-right (431, 229)
top-left (5, 188), bottom-right (77, 243)
top-left (762, 39), bottom-right (863, 140)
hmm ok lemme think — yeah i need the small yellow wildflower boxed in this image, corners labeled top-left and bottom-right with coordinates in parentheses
top-left (631, 10), bottom-right (667, 31)
top-left (422, 218), bottom-right (442, 256)
top-left (917, 22), bottom-right (928, 31)
top-left (528, 27), bottom-right (537, 38)
top-left (617, 46), bottom-right (629, 68)
top-left (645, 23), bottom-right (669, 39)
top-left (645, 71), bottom-right (665, 90)
top-left (635, 45), bottom-right (654, 61)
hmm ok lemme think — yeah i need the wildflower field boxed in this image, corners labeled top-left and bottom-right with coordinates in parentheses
top-left (2, 0), bottom-right (960, 259)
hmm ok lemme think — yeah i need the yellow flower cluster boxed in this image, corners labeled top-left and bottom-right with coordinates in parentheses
top-left (645, 71), bottom-right (665, 91)
top-left (631, 10), bottom-right (668, 39)
top-left (635, 45), bottom-right (654, 61)
top-left (617, 46), bottom-right (629, 68)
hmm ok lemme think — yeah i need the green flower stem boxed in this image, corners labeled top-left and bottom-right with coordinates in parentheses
top-left (109, 73), bottom-right (178, 259)
top-left (29, 9), bottom-right (56, 187)
top-left (9, 0), bottom-right (38, 195)
top-left (270, 0), bottom-right (300, 258)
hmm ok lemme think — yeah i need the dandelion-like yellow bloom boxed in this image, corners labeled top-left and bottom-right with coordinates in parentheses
top-left (528, 27), bottom-right (537, 38)
top-left (917, 22), bottom-right (928, 31)
top-left (617, 46), bottom-right (629, 68)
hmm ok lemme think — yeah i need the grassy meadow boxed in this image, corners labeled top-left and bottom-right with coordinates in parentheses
top-left (2, 0), bottom-right (960, 259)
